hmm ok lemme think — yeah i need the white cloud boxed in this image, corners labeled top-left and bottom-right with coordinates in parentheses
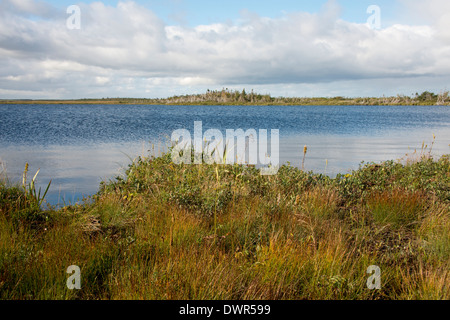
top-left (0, 0), bottom-right (450, 98)
top-left (0, 0), bottom-right (57, 18)
top-left (95, 76), bottom-right (110, 85)
top-left (397, 0), bottom-right (450, 42)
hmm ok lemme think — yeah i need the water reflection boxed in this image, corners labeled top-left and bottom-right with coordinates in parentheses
top-left (1, 128), bottom-right (448, 207)
top-left (0, 142), bottom-right (155, 206)
top-left (279, 129), bottom-right (449, 176)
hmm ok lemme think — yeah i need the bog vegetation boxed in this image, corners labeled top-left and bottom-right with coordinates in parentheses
top-left (0, 147), bottom-right (449, 299)
top-left (1, 90), bottom-right (450, 106)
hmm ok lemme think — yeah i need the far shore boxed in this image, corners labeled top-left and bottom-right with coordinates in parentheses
top-left (1, 90), bottom-right (449, 106)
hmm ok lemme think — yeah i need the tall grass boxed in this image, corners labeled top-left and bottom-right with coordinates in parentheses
top-left (0, 151), bottom-right (448, 300)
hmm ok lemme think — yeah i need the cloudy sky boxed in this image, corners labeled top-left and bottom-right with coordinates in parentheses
top-left (1, 0), bottom-right (450, 99)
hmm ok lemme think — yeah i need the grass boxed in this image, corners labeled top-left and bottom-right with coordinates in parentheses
top-left (0, 151), bottom-right (449, 300)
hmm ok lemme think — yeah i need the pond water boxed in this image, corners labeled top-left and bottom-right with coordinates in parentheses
top-left (1, 104), bottom-right (449, 206)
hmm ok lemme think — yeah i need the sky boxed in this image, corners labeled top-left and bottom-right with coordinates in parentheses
top-left (1, 0), bottom-right (450, 99)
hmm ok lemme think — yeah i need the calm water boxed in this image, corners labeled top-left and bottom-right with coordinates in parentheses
top-left (1, 104), bottom-right (449, 205)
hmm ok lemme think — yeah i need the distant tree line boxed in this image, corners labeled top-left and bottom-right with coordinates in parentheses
top-left (1, 90), bottom-right (450, 106)
top-left (143, 89), bottom-right (450, 106)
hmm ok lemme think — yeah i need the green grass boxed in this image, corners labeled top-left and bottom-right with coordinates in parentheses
top-left (0, 152), bottom-right (449, 300)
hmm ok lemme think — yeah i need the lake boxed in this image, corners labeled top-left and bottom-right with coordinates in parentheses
top-left (1, 104), bottom-right (449, 206)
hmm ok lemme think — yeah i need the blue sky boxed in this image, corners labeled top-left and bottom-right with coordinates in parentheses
top-left (1, 0), bottom-right (449, 99)
top-left (46, 0), bottom-right (399, 26)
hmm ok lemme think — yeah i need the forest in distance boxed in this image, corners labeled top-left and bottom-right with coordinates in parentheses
top-left (1, 90), bottom-right (450, 106)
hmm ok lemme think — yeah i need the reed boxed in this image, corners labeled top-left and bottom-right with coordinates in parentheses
top-left (302, 145), bottom-right (307, 171)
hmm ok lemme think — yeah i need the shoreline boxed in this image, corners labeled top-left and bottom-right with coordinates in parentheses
top-left (1, 90), bottom-right (449, 106)
top-left (1, 100), bottom-right (448, 106)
